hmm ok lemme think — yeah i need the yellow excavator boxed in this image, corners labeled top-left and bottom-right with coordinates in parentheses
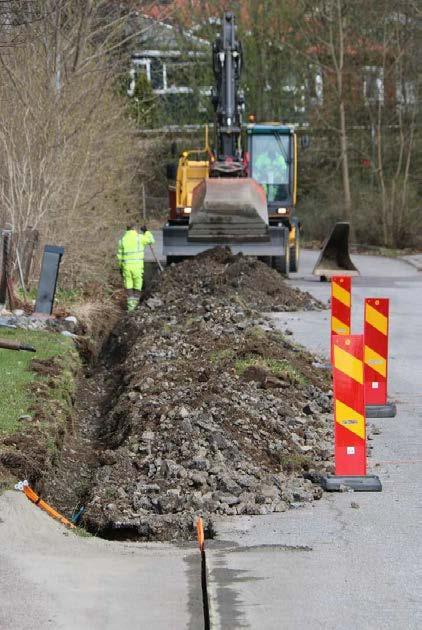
top-left (163, 12), bottom-right (357, 278)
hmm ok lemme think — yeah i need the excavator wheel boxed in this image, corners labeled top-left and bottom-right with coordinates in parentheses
top-left (289, 232), bottom-right (300, 273)
top-left (272, 245), bottom-right (290, 277)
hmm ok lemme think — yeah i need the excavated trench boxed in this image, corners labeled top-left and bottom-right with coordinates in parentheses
top-left (42, 250), bottom-right (333, 544)
top-left (41, 314), bottom-right (141, 535)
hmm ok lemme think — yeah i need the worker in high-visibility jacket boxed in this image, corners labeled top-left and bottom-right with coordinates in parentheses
top-left (253, 140), bottom-right (288, 202)
top-left (117, 223), bottom-right (155, 311)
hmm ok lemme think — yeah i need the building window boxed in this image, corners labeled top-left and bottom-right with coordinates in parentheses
top-left (363, 66), bottom-right (384, 105)
top-left (150, 58), bottom-right (164, 90)
top-left (396, 79), bottom-right (417, 109)
top-left (166, 61), bottom-right (191, 89)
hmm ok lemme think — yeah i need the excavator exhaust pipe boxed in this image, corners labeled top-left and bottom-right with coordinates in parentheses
top-left (312, 222), bottom-right (359, 278)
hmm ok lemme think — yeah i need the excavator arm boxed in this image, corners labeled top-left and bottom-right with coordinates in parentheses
top-left (211, 11), bottom-right (244, 171)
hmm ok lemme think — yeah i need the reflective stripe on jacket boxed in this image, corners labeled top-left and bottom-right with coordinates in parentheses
top-left (117, 229), bottom-right (155, 266)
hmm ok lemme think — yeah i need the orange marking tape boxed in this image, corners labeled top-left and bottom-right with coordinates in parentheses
top-left (16, 480), bottom-right (75, 529)
top-left (196, 517), bottom-right (205, 551)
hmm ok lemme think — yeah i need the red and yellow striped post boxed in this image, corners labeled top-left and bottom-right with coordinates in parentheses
top-left (321, 334), bottom-right (382, 491)
top-left (334, 335), bottom-right (366, 476)
top-left (331, 276), bottom-right (351, 361)
top-left (364, 298), bottom-right (396, 418)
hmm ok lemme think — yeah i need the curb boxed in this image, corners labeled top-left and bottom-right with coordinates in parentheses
top-left (399, 255), bottom-right (422, 272)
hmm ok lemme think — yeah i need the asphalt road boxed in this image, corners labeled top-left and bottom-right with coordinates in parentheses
top-left (206, 249), bottom-right (422, 629)
top-left (0, 490), bottom-right (202, 629)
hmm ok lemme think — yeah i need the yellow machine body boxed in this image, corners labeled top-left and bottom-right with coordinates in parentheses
top-left (175, 154), bottom-right (210, 211)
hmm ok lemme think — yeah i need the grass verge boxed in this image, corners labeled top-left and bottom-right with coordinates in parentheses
top-left (0, 329), bottom-right (77, 434)
top-left (0, 328), bottom-right (80, 486)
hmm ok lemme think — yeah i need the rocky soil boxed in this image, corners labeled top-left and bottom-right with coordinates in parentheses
top-left (44, 248), bottom-right (332, 542)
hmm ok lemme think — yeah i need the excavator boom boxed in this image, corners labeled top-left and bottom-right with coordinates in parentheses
top-left (189, 12), bottom-right (268, 243)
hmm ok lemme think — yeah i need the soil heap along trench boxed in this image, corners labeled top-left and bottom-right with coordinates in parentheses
top-left (46, 248), bottom-right (333, 541)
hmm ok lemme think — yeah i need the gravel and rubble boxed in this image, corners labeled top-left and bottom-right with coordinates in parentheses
top-left (0, 310), bottom-right (79, 334)
top-left (75, 249), bottom-right (334, 541)
top-left (0, 302), bottom-right (121, 359)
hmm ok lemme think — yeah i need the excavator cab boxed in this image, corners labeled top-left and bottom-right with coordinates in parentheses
top-left (247, 123), bottom-right (300, 272)
top-left (248, 124), bottom-right (296, 212)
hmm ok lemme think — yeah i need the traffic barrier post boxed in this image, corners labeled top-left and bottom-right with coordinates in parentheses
top-left (330, 276), bottom-right (352, 362)
top-left (321, 334), bottom-right (382, 492)
top-left (364, 298), bottom-right (396, 418)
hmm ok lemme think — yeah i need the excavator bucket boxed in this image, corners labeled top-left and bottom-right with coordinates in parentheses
top-left (188, 178), bottom-right (269, 242)
top-left (312, 222), bottom-right (359, 277)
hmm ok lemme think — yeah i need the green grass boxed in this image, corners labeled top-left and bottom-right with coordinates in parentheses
top-left (279, 453), bottom-right (312, 473)
top-left (267, 329), bottom-right (286, 344)
top-left (209, 348), bottom-right (236, 364)
top-left (73, 526), bottom-right (94, 538)
top-left (374, 247), bottom-right (401, 258)
top-left (17, 286), bottom-right (84, 308)
top-left (246, 325), bottom-right (266, 339)
top-left (0, 328), bottom-right (78, 435)
top-left (234, 356), bottom-right (307, 385)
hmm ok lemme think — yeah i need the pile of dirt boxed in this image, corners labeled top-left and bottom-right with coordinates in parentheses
top-left (157, 247), bottom-right (323, 312)
top-left (68, 249), bottom-right (334, 541)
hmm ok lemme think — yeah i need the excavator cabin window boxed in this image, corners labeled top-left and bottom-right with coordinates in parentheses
top-left (250, 133), bottom-right (291, 203)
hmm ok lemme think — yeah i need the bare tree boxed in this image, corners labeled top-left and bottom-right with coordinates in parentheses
top-left (358, 0), bottom-right (419, 246)
top-left (0, 1), bottom-right (158, 285)
top-left (282, 0), bottom-right (360, 222)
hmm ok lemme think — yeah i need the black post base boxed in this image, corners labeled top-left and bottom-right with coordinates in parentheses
top-left (366, 402), bottom-right (397, 418)
top-left (321, 474), bottom-right (382, 492)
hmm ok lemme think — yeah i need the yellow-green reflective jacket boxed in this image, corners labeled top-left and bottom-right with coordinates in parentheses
top-left (117, 230), bottom-right (155, 267)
